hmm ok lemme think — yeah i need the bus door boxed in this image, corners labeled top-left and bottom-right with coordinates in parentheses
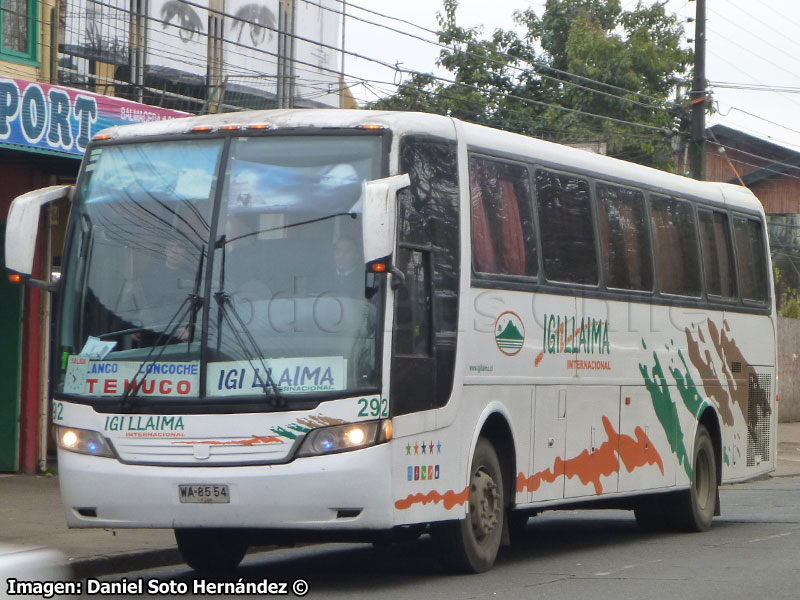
top-left (390, 245), bottom-right (437, 413)
top-left (566, 297), bottom-right (619, 498)
top-left (564, 386), bottom-right (619, 498)
top-left (530, 386), bottom-right (567, 502)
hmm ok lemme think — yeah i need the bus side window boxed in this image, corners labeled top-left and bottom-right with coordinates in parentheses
top-left (596, 183), bottom-right (652, 291)
top-left (535, 169), bottom-right (597, 285)
top-left (650, 195), bottom-right (701, 297)
top-left (392, 138), bottom-right (460, 414)
top-left (698, 209), bottom-right (736, 299)
top-left (734, 217), bottom-right (769, 303)
top-left (469, 156), bottom-right (537, 277)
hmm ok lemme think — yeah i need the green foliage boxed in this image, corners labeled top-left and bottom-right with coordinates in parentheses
top-left (370, 0), bottom-right (693, 170)
top-left (774, 266), bottom-right (800, 319)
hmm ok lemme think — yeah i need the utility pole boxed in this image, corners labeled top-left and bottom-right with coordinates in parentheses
top-left (690, 0), bottom-right (707, 180)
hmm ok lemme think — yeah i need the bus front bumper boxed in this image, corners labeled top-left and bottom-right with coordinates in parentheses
top-left (57, 443), bottom-right (394, 531)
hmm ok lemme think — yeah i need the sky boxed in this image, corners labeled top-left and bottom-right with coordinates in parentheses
top-left (342, 0), bottom-right (800, 154)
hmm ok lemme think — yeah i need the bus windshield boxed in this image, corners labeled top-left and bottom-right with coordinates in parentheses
top-left (56, 135), bottom-right (385, 405)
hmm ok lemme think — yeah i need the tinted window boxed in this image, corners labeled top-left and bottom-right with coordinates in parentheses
top-left (400, 140), bottom-right (460, 332)
top-left (650, 196), bottom-right (701, 296)
top-left (470, 157), bottom-right (537, 277)
top-left (698, 209), bottom-right (736, 298)
top-left (734, 217), bottom-right (769, 303)
top-left (393, 248), bottom-right (432, 356)
top-left (397, 138), bottom-right (460, 411)
top-left (597, 184), bottom-right (652, 291)
top-left (535, 169), bottom-right (597, 285)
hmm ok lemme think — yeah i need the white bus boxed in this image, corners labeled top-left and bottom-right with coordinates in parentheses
top-left (6, 110), bottom-right (776, 573)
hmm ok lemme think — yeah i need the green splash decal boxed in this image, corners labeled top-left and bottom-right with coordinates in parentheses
top-left (669, 350), bottom-right (705, 417)
top-left (270, 425), bottom-right (298, 440)
top-left (723, 446), bottom-right (730, 466)
top-left (288, 423), bottom-right (312, 434)
top-left (639, 351), bottom-right (693, 480)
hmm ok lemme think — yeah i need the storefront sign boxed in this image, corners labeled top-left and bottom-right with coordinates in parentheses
top-left (0, 77), bottom-right (188, 157)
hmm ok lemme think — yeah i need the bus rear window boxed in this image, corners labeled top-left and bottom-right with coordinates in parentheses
top-left (734, 217), bottom-right (769, 303)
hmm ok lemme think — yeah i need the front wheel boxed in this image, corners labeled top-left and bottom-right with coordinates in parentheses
top-left (666, 425), bottom-right (717, 531)
top-left (174, 528), bottom-right (248, 573)
top-left (435, 438), bottom-right (504, 573)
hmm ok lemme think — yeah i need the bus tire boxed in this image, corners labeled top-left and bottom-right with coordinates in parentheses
top-left (174, 528), bottom-right (248, 573)
top-left (436, 438), bottom-right (504, 573)
top-left (667, 425), bottom-right (717, 532)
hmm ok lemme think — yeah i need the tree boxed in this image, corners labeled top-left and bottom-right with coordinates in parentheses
top-left (371, 0), bottom-right (693, 170)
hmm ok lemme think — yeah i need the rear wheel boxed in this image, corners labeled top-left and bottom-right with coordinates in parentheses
top-left (435, 438), bottom-right (504, 573)
top-left (174, 528), bottom-right (248, 573)
top-left (665, 425), bottom-right (717, 531)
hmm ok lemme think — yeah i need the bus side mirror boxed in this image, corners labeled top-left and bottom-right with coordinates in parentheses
top-left (362, 174), bottom-right (410, 264)
top-left (5, 185), bottom-right (73, 290)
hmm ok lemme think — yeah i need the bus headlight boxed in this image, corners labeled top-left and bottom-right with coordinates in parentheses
top-left (56, 426), bottom-right (116, 458)
top-left (297, 420), bottom-right (392, 457)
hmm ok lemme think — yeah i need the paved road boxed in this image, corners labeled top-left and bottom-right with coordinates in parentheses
top-left (88, 476), bottom-right (800, 600)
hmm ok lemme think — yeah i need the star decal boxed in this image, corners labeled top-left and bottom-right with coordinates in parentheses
top-left (405, 442), bottom-right (411, 455)
top-left (436, 441), bottom-right (442, 454)
top-left (421, 443), bottom-right (427, 454)
top-left (413, 442), bottom-right (419, 455)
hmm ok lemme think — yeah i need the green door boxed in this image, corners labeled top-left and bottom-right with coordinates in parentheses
top-left (0, 224), bottom-right (22, 472)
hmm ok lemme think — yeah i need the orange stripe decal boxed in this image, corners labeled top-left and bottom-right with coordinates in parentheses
top-left (517, 416), bottom-right (663, 495)
top-left (394, 486), bottom-right (469, 510)
top-left (173, 435), bottom-right (284, 446)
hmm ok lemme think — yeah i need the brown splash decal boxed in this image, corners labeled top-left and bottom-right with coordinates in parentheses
top-left (685, 319), bottom-right (771, 427)
top-left (394, 486), bottom-right (469, 510)
top-left (686, 322), bottom-right (734, 426)
top-left (516, 416), bottom-right (663, 496)
top-left (296, 415), bottom-right (346, 428)
top-left (173, 435), bottom-right (284, 446)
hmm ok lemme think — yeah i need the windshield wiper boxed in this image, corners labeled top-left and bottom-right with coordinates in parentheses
top-left (225, 211), bottom-right (357, 246)
top-left (119, 292), bottom-right (203, 410)
top-left (213, 292), bottom-right (284, 407)
top-left (119, 242), bottom-right (207, 410)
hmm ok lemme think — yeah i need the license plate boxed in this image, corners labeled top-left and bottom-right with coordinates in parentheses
top-left (178, 484), bottom-right (230, 504)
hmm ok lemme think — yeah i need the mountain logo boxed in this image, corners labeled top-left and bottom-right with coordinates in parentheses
top-left (495, 311), bottom-right (525, 356)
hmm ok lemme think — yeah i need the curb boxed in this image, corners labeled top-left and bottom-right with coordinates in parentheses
top-left (69, 548), bottom-right (183, 580)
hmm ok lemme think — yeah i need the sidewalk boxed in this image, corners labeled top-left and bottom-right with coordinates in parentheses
top-left (0, 473), bottom-right (180, 578)
top-left (3, 423), bottom-right (800, 579)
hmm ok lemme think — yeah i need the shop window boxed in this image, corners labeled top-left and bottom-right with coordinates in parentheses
top-left (0, 0), bottom-right (37, 63)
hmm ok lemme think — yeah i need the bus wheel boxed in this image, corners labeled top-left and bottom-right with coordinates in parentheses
top-left (668, 425), bottom-right (717, 532)
top-left (436, 438), bottom-right (504, 573)
top-left (174, 529), bottom-right (248, 573)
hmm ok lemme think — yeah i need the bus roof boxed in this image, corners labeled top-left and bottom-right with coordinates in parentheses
top-left (99, 109), bottom-right (763, 215)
